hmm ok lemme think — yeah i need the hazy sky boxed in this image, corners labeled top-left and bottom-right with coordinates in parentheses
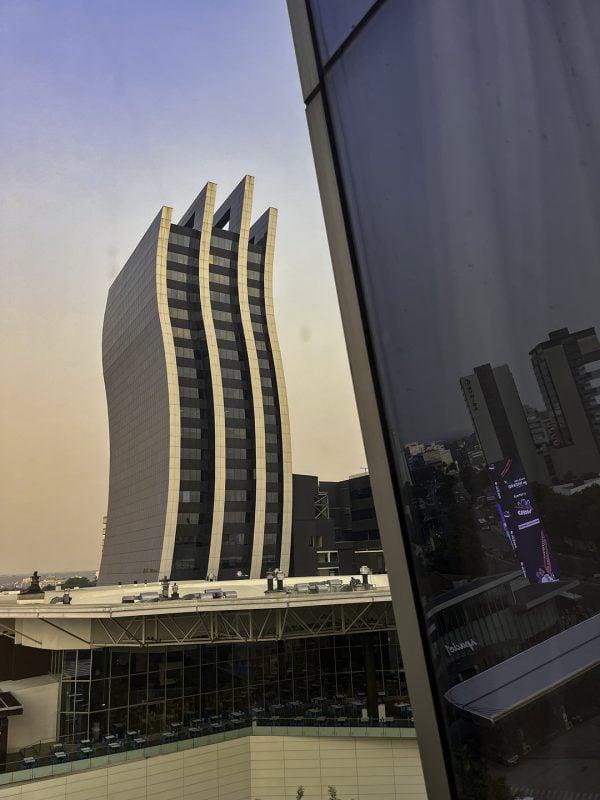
top-left (0, 0), bottom-right (366, 573)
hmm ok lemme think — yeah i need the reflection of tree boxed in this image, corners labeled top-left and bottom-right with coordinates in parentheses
top-left (454, 755), bottom-right (515, 800)
top-left (460, 463), bottom-right (491, 500)
top-left (412, 467), bottom-right (485, 578)
top-left (533, 484), bottom-right (600, 556)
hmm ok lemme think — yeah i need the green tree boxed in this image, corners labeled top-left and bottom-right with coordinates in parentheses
top-left (534, 482), bottom-right (600, 554)
top-left (62, 576), bottom-right (96, 589)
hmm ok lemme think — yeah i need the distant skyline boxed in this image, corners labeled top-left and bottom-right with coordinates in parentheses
top-left (0, 0), bottom-right (366, 572)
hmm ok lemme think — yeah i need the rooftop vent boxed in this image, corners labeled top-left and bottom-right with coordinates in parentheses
top-left (139, 591), bottom-right (161, 602)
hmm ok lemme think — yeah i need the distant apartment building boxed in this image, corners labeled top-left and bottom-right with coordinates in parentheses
top-left (291, 473), bottom-right (384, 576)
top-left (460, 363), bottom-right (550, 483)
top-left (405, 441), bottom-right (425, 458)
top-left (98, 177), bottom-right (292, 585)
top-left (523, 404), bottom-right (551, 449)
top-left (460, 330), bottom-right (600, 484)
top-left (530, 327), bottom-right (600, 479)
top-left (405, 442), bottom-right (453, 471)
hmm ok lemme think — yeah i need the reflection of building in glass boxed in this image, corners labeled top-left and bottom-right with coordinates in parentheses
top-left (462, 331), bottom-right (600, 484)
top-left (530, 327), bottom-right (600, 479)
top-left (460, 364), bottom-right (549, 484)
top-left (464, 438), bottom-right (486, 471)
top-left (445, 613), bottom-right (600, 767)
top-left (427, 570), bottom-right (582, 688)
top-left (405, 441), bottom-right (453, 470)
top-left (289, 0), bottom-right (600, 794)
top-left (98, 178), bottom-right (292, 585)
top-left (291, 473), bottom-right (384, 576)
top-left (523, 404), bottom-right (551, 449)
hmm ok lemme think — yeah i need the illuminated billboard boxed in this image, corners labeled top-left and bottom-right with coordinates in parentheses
top-left (487, 458), bottom-right (559, 584)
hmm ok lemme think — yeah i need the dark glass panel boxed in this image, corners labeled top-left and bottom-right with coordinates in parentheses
top-left (308, 0), bottom-right (377, 62)
top-left (317, 0), bottom-right (600, 795)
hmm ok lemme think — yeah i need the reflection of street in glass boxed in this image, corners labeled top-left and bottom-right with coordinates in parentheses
top-left (491, 714), bottom-right (600, 797)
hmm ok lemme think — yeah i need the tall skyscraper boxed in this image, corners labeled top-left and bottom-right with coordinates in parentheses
top-left (460, 363), bottom-right (549, 483)
top-left (98, 177), bottom-right (292, 585)
top-left (530, 327), bottom-right (600, 478)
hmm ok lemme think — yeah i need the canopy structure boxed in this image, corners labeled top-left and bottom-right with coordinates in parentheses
top-left (0, 693), bottom-right (22, 717)
top-left (445, 613), bottom-right (600, 723)
top-left (0, 575), bottom-right (394, 650)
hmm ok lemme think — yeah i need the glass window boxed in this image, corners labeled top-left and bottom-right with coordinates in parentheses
top-left (169, 231), bottom-right (193, 248)
top-left (213, 309), bottom-right (234, 322)
top-left (224, 407), bottom-right (245, 419)
top-left (219, 347), bottom-right (239, 360)
top-left (308, 0), bottom-right (378, 62)
top-left (167, 251), bottom-right (198, 266)
top-left (222, 367), bottom-right (242, 380)
top-left (226, 427), bottom-right (249, 440)
top-left (300, 0), bottom-right (600, 796)
top-left (180, 408), bottom-right (202, 420)
top-left (216, 328), bottom-right (236, 341)
top-left (210, 271), bottom-right (231, 285)
top-left (211, 235), bottom-right (236, 252)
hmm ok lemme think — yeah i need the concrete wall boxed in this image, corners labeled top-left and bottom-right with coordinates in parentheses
top-left (1, 675), bottom-right (59, 751)
top-left (0, 735), bottom-right (426, 800)
top-left (251, 734), bottom-right (426, 800)
top-left (15, 619), bottom-right (92, 651)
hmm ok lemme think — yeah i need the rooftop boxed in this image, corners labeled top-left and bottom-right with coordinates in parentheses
top-left (0, 575), bottom-right (394, 649)
top-left (0, 574), bottom-right (390, 619)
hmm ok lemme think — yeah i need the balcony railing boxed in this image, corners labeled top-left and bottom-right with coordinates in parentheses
top-left (1, 717), bottom-right (416, 787)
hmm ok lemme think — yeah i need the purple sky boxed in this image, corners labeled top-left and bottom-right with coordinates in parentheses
top-left (0, 0), bottom-right (365, 573)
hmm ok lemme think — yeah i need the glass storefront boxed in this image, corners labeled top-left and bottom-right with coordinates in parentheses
top-left (58, 632), bottom-right (405, 741)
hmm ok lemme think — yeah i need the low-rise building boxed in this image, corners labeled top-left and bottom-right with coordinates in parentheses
top-left (0, 575), bottom-right (424, 800)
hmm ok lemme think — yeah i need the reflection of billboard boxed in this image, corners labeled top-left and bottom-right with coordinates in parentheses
top-left (487, 458), bottom-right (559, 584)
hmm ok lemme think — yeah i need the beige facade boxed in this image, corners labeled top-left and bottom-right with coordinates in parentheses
top-left (1, 676), bottom-right (59, 752)
top-left (0, 735), bottom-right (426, 800)
top-left (251, 206), bottom-right (294, 576)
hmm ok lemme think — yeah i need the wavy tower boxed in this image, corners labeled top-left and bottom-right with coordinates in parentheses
top-left (98, 178), bottom-right (292, 584)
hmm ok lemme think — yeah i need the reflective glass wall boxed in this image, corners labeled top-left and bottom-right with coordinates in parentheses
top-left (289, 1), bottom-right (600, 797)
top-left (58, 632), bottom-right (405, 741)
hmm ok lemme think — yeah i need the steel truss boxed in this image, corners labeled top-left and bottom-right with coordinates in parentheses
top-left (91, 600), bottom-right (396, 647)
top-left (314, 491), bottom-right (330, 519)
